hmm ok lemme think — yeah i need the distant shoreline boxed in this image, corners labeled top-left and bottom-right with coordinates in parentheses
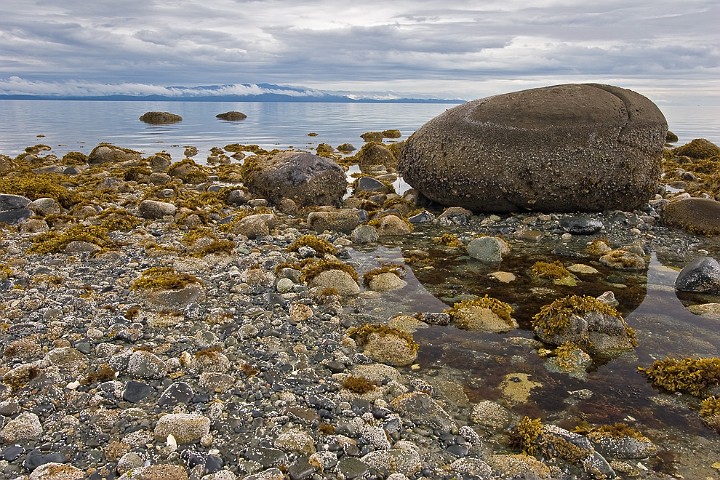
top-left (0, 94), bottom-right (465, 104)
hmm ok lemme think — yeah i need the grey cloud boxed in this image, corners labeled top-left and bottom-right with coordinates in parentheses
top-left (0, 0), bottom-right (717, 101)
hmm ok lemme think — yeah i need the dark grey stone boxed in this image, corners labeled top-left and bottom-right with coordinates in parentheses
top-left (408, 210), bottom-right (435, 224)
top-left (158, 382), bottom-right (194, 407)
top-left (675, 256), bottom-right (720, 295)
top-left (288, 457), bottom-right (315, 480)
top-left (0, 194), bottom-right (31, 211)
top-left (0, 208), bottom-right (32, 225)
top-left (355, 176), bottom-right (389, 193)
top-left (560, 216), bottom-right (604, 234)
top-left (123, 380), bottom-right (154, 403)
top-left (245, 447), bottom-right (287, 469)
top-left (1, 445), bottom-right (24, 462)
top-left (22, 450), bottom-right (65, 471)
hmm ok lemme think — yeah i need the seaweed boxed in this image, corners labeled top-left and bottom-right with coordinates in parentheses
top-left (511, 416), bottom-right (543, 456)
top-left (530, 260), bottom-right (571, 279)
top-left (445, 295), bottom-right (515, 327)
top-left (342, 375), bottom-right (378, 394)
top-left (638, 357), bottom-right (720, 396)
top-left (346, 323), bottom-right (418, 353)
top-left (286, 235), bottom-right (338, 256)
top-left (131, 266), bottom-right (202, 291)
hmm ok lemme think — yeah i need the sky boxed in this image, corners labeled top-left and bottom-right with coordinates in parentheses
top-left (1, 0), bottom-right (719, 104)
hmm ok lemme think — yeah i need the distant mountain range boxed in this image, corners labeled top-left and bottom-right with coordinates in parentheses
top-left (0, 82), bottom-right (464, 103)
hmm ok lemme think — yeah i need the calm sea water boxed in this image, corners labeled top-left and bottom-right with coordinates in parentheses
top-left (0, 100), bottom-right (718, 159)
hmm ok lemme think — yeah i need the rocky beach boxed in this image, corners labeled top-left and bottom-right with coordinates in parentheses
top-left (1, 88), bottom-right (720, 480)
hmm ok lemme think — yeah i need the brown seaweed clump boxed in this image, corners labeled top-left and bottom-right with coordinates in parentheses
top-left (131, 266), bottom-right (202, 291)
top-left (286, 235), bottom-right (338, 256)
top-left (638, 357), bottom-right (720, 396)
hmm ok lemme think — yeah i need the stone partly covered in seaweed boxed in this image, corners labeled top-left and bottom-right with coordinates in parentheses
top-left (532, 295), bottom-right (637, 357)
top-left (88, 143), bottom-right (142, 165)
top-left (139, 111), bottom-right (183, 124)
top-left (672, 138), bottom-right (720, 159)
top-left (131, 266), bottom-right (205, 309)
top-left (400, 83), bottom-right (667, 212)
top-left (244, 151), bottom-right (347, 207)
top-left (445, 295), bottom-right (518, 333)
top-left (347, 323), bottom-right (419, 366)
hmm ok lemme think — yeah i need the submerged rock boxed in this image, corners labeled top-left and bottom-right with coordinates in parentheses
top-left (399, 83), bottom-right (667, 212)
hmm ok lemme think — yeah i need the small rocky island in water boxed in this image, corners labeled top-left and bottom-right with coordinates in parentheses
top-left (0, 84), bottom-right (719, 479)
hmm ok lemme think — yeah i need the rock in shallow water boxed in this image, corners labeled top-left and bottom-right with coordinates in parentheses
top-left (675, 256), bottom-right (720, 295)
top-left (399, 83), bottom-right (667, 212)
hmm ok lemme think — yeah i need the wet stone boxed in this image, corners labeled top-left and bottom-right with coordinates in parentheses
top-left (560, 216), bottom-right (604, 234)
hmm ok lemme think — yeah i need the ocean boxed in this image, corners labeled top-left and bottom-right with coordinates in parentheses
top-left (0, 100), bottom-right (718, 160)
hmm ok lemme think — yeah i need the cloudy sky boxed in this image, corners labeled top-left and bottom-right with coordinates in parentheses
top-left (1, 0), bottom-right (718, 103)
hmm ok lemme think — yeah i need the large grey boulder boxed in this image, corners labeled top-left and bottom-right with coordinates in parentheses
top-left (399, 84), bottom-right (667, 212)
top-left (244, 151), bottom-right (347, 207)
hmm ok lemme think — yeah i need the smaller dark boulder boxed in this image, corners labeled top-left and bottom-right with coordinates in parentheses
top-left (244, 151), bottom-right (347, 207)
top-left (675, 256), bottom-right (720, 295)
top-left (216, 111), bottom-right (247, 121)
top-left (139, 111), bottom-right (183, 124)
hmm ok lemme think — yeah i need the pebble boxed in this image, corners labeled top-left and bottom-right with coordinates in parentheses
top-left (0, 143), bottom-right (717, 480)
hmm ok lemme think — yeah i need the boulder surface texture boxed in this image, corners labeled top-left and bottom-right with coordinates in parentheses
top-left (399, 84), bottom-right (667, 212)
top-left (245, 151), bottom-right (346, 207)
